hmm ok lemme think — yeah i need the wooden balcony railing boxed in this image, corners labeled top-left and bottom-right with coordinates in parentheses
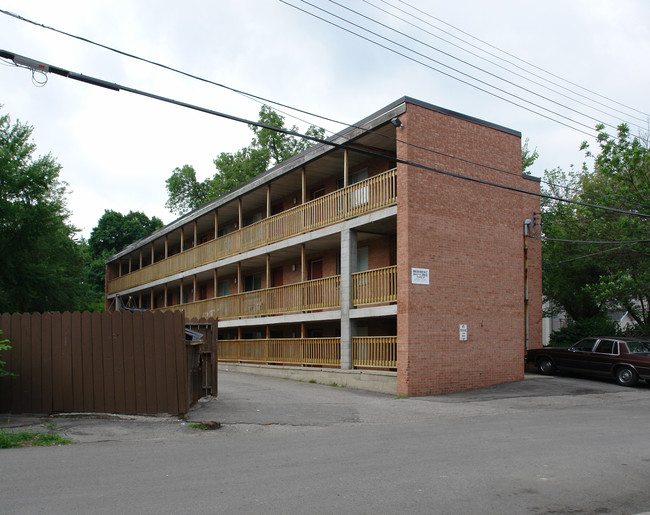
top-left (352, 266), bottom-right (397, 306)
top-left (218, 338), bottom-right (341, 366)
top-left (217, 336), bottom-right (397, 369)
top-left (157, 265), bottom-right (397, 320)
top-left (159, 276), bottom-right (341, 320)
top-left (352, 336), bottom-right (397, 368)
top-left (108, 168), bottom-right (397, 294)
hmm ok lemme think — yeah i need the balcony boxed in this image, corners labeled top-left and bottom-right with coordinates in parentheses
top-left (158, 266), bottom-right (397, 320)
top-left (218, 336), bottom-right (397, 369)
top-left (108, 169), bottom-right (397, 295)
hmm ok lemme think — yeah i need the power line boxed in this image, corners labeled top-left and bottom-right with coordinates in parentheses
top-left (362, 0), bottom-right (648, 131)
top-left (3, 48), bottom-right (650, 223)
top-left (3, 7), bottom-right (640, 210)
top-left (537, 237), bottom-right (650, 244)
top-left (389, 0), bottom-right (650, 120)
top-left (324, 0), bottom-right (626, 134)
top-left (0, 6), bottom-right (530, 184)
top-left (0, 8), bottom-right (528, 181)
top-left (282, 0), bottom-right (597, 137)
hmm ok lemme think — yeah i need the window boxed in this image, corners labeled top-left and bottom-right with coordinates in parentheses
top-left (244, 273), bottom-right (262, 292)
top-left (594, 340), bottom-right (618, 355)
top-left (217, 225), bottom-right (232, 237)
top-left (217, 280), bottom-right (230, 297)
top-left (574, 339), bottom-right (597, 352)
top-left (244, 212), bottom-right (263, 227)
top-left (626, 340), bottom-right (650, 353)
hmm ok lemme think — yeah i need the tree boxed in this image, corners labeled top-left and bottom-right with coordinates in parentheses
top-left (542, 124), bottom-right (650, 332)
top-left (521, 137), bottom-right (539, 174)
top-left (0, 110), bottom-right (93, 313)
top-left (165, 105), bottom-right (326, 215)
top-left (86, 210), bottom-right (164, 307)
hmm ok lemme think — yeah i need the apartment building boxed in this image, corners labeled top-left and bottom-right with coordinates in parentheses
top-left (105, 96), bottom-right (542, 396)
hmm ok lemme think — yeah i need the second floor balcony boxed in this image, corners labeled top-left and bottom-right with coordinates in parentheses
top-left (156, 266), bottom-right (397, 321)
top-left (107, 168), bottom-right (397, 295)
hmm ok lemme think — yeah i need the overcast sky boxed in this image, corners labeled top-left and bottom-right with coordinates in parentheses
top-left (1, 1), bottom-right (648, 238)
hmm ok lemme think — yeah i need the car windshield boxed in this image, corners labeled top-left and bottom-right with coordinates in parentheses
top-left (626, 340), bottom-right (650, 353)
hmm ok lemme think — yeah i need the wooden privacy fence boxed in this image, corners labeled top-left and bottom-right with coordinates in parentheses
top-left (0, 310), bottom-right (213, 416)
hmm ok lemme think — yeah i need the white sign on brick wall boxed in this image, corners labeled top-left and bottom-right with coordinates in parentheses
top-left (411, 267), bottom-right (429, 285)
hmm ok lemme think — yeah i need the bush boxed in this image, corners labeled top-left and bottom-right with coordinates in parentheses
top-left (548, 316), bottom-right (619, 347)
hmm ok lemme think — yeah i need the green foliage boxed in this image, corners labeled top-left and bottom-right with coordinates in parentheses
top-left (521, 137), bottom-right (539, 174)
top-left (542, 123), bottom-right (650, 331)
top-left (0, 330), bottom-right (12, 378)
top-left (86, 210), bottom-right (163, 308)
top-left (165, 105), bottom-right (326, 215)
top-left (0, 111), bottom-right (95, 313)
top-left (547, 316), bottom-right (619, 347)
top-left (0, 430), bottom-right (71, 448)
top-left (88, 209), bottom-right (163, 258)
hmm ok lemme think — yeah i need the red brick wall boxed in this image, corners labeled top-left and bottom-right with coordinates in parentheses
top-left (396, 103), bottom-right (542, 396)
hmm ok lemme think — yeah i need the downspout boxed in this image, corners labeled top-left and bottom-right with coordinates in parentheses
top-left (523, 218), bottom-right (531, 351)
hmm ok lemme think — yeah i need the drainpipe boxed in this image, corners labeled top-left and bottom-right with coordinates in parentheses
top-left (523, 218), bottom-right (531, 351)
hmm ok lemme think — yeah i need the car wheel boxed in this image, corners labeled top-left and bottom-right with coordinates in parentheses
top-left (614, 366), bottom-right (638, 387)
top-left (536, 357), bottom-right (554, 375)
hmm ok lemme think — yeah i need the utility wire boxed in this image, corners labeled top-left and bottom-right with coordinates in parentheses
top-left (283, 0), bottom-right (596, 137)
top-left (2, 48), bottom-right (650, 223)
top-left (390, 0), bottom-right (650, 120)
top-left (1, 9), bottom-right (645, 213)
top-left (536, 237), bottom-right (650, 244)
top-left (0, 8), bottom-right (533, 181)
top-left (325, 0), bottom-right (624, 133)
top-left (362, 0), bottom-right (648, 131)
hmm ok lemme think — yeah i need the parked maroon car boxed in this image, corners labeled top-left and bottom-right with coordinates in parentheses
top-left (527, 337), bottom-right (650, 387)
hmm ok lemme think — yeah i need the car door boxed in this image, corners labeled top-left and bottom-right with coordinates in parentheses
top-left (560, 338), bottom-right (598, 371)
top-left (588, 339), bottom-right (619, 376)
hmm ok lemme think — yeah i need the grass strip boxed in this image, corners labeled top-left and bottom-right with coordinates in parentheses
top-left (0, 430), bottom-right (72, 449)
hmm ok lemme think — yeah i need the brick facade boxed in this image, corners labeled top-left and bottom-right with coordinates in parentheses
top-left (396, 103), bottom-right (542, 396)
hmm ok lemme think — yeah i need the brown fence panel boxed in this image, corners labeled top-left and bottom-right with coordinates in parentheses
top-left (0, 310), bottom-right (198, 416)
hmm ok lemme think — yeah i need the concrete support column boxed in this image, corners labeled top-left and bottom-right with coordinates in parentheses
top-left (151, 243), bottom-right (154, 264)
top-left (150, 289), bottom-right (154, 309)
top-left (340, 228), bottom-right (357, 370)
top-left (164, 284), bottom-right (168, 308)
top-left (301, 167), bottom-right (306, 204)
top-left (214, 210), bottom-right (218, 240)
top-left (193, 221), bottom-right (198, 247)
top-left (164, 235), bottom-right (169, 259)
top-left (179, 279), bottom-right (184, 305)
top-left (213, 269), bottom-right (218, 298)
top-left (266, 254), bottom-right (271, 289)
top-left (180, 227), bottom-right (185, 252)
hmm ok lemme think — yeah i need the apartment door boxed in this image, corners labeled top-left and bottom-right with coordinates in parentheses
top-left (271, 267), bottom-right (284, 288)
top-left (309, 259), bottom-right (323, 280)
top-left (308, 259), bottom-right (323, 309)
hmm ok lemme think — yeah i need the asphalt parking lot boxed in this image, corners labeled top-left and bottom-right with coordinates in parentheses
top-left (2, 370), bottom-right (650, 514)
